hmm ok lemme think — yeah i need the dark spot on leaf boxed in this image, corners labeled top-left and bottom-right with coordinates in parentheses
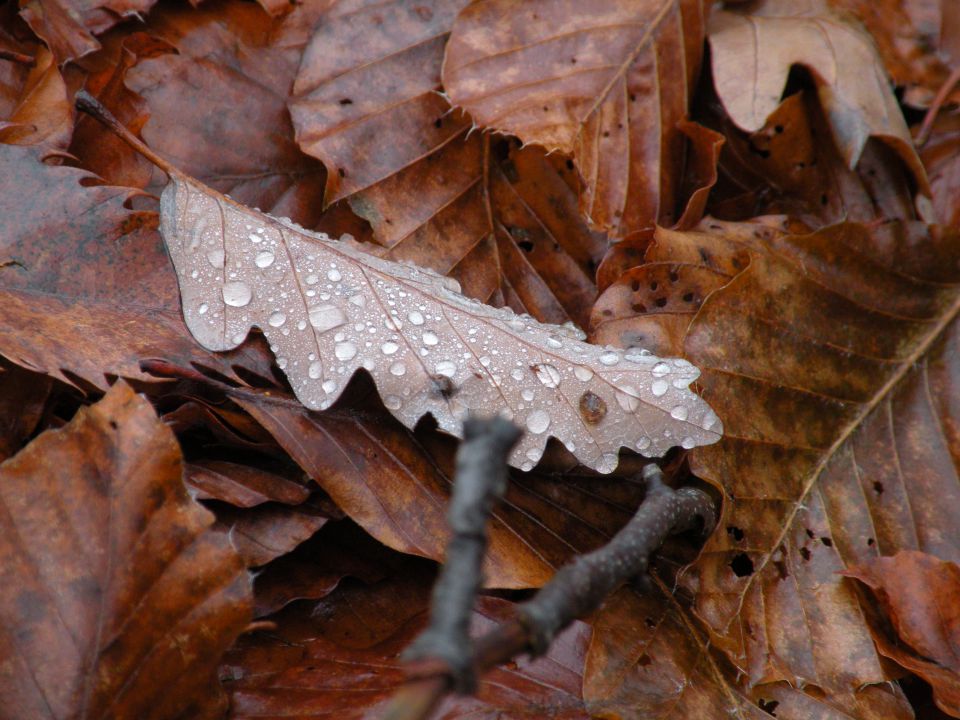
top-left (731, 553), bottom-right (754, 577)
top-left (430, 375), bottom-right (455, 398)
top-left (867, 538), bottom-right (875, 546)
top-left (518, 241), bottom-right (534, 252)
top-left (638, 653), bottom-right (652, 666)
top-left (820, 193), bottom-right (828, 205)
top-left (668, 270), bottom-right (679, 282)
top-left (805, 528), bottom-right (815, 539)
top-left (338, 168), bottom-right (345, 178)
top-left (579, 391), bottom-right (607, 424)
top-left (820, 536), bottom-right (833, 547)
top-left (565, 159), bottom-right (574, 171)
top-left (683, 292), bottom-right (694, 302)
top-left (800, 547), bottom-right (811, 561)
top-left (631, 279), bottom-right (640, 291)
top-left (603, 131), bottom-right (610, 138)
top-left (644, 616), bottom-right (656, 627)
top-left (338, 98), bottom-right (353, 105)
top-left (109, 420), bottom-right (118, 430)
top-left (727, 525), bottom-right (745, 541)
top-left (631, 303), bottom-right (646, 313)
top-left (774, 124), bottom-right (784, 134)
top-left (654, 297), bottom-right (667, 308)
top-left (434, 118), bottom-right (442, 128)
top-left (649, 281), bottom-right (658, 291)
top-left (873, 481), bottom-right (884, 494)
top-left (570, 57), bottom-right (576, 64)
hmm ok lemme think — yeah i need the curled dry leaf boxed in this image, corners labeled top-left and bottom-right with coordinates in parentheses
top-left (0, 381), bottom-right (252, 719)
top-left (708, 0), bottom-right (930, 194)
top-left (443, 0), bottom-right (707, 237)
top-left (844, 551), bottom-right (960, 718)
top-left (156, 159), bottom-right (722, 473)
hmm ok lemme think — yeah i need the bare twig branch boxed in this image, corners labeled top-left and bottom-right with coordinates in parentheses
top-left (384, 463), bottom-right (717, 720)
top-left (0, 49), bottom-right (35, 66)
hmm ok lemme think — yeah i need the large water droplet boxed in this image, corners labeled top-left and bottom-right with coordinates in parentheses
top-left (681, 436), bottom-right (696, 449)
top-left (599, 351), bottom-right (620, 366)
top-left (596, 453), bottom-right (618, 474)
top-left (222, 281), bottom-right (252, 307)
top-left (651, 380), bottom-right (669, 396)
top-left (534, 364), bottom-right (561, 388)
top-left (625, 349), bottom-right (655, 363)
top-left (255, 251), bottom-right (275, 268)
top-left (327, 268), bottom-right (342, 282)
top-left (306, 273), bottom-right (319, 285)
top-left (268, 311), bottom-right (286, 327)
top-left (335, 341), bottom-right (357, 361)
top-left (652, 362), bottom-right (671, 377)
top-left (615, 386), bottom-right (640, 412)
top-left (525, 409), bottom-right (550, 434)
top-left (526, 447), bottom-right (541, 463)
top-left (702, 410), bottom-right (720, 431)
top-left (381, 341), bottom-right (399, 355)
top-left (207, 249), bottom-right (225, 268)
top-left (434, 360), bottom-right (457, 377)
top-left (574, 365), bottom-right (594, 381)
top-left (198, 303), bottom-right (209, 315)
top-left (422, 331), bottom-right (439, 346)
top-left (390, 361), bottom-right (406, 376)
top-left (510, 368), bottom-right (524, 381)
top-left (408, 310), bottom-right (425, 326)
top-left (671, 405), bottom-right (689, 421)
top-left (322, 379), bottom-right (337, 394)
top-left (309, 305), bottom-right (347, 333)
top-left (636, 436), bottom-right (651, 451)
top-left (384, 395), bottom-right (402, 410)
top-left (308, 361), bottom-right (322, 379)
top-left (546, 336), bottom-right (563, 349)
top-left (521, 389), bottom-right (534, 401)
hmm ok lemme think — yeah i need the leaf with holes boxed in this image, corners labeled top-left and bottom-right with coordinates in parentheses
top-left (93, 99), bottom-right (722, 474)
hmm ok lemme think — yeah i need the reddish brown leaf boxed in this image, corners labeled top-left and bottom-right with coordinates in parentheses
top-left (0, 144), bottom-right (270, 390)
top-left (443, 0), bottom-right (708, 237)
top-left (185, 459), bottom-right (312, 507)
top-left (223, 571), bottom-right (591, 719)
top-left (0, 381), bottom-right (252, 719)
top-left (921, 111), bottom-right (960, 229)
top-left (0, 359), bottom-right (52, 461)
top-left (845, 551), bottom-right (960, 718)
top-left (0, 46), bottom-right (71, 148)
top-left (708, 0), bottom-right (929, 195)
top-left (288, 0), bottom-right (605, 325)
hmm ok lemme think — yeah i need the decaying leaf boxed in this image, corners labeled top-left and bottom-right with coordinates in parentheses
top-left (443, 0), bottom-right (708, 237)
top-left (708, 0), bottom-right (930, 193)
top-left (845, 551), bottom-right (960, 718)
top-left (151, 147), bottom-right (722, 473)
top-left (0, 381), bottom-right (252, 719)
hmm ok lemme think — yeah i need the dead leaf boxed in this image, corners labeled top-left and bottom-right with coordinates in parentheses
top-left (709, 0), bottom-right (930, 195)
top-left (845, 551), bottom-right (960, 717)
top-left (921, 110), bottom-right (960, 229)
top-left (185, 459), bottom-right (312, 507)
top-left (0, 46), bottom-right (71, 148)
top-left (670, 220), bottom-right (960, 707)
top-left (152, 143), bottom-right (722, 473)
top-left (213, 500), bottom-right (331, 567)
top-left (0, 359), bottom-right (52, 461)
top-left (442, 0), bottom-right (708, 237)
top-left (0, 381), bottom-right (252, 719)
top-left (289, 0), bottom-right (605, 326)
top-left (223, 570), bottom-right (591, 719)
top-left (0, 143), bottom-right (272, 390)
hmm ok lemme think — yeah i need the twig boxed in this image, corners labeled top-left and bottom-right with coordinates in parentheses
top-left (0, 49), bottom-right (34, 66)
top-left (401, 416), bottom-right (521, 692)
top-left (914, 64), bottom-right (960, 147)
top-left (384, 464), bottom-right (717, 720)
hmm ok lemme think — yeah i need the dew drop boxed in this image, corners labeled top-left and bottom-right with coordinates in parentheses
top-left (384, 395), bottom-right (402, 410)
top-left (255, 251), bottom-right (275, 268)
top-left (434, 360), bottom-right (457, 377)
top-left (309, 305), bottom-right (347, 333)
top-left (636, 436), bottom-right (651, 451)
top-left (526, 447), bottom-right (541, 462)
top-left (248, 233), bottom-right (262, 243)
top-left (198, 303), bottom-right (209, 315)
top-left (222, 281), bottom-right (252, 307)
top-left (479, 356), bottom-right (491, 367)
top-left (349, 294), bottom-right (366, 308)
top-left (652, 362), bottom-right (671, 377)
top-left (308, 361), bottom-right (323, 379)
top-left (422, 331), bottom-right (439, 346)
top-left (625, 349), bottom-right (655, 363)
top-left (510, 368), bottom-right (524, 381)
top-left (276, 357), bottom-right (287, 369)
top-left (191, 269), bottom-right (199, 279)
top-left (574, 365), bottom-right (594, 381)
top-left (322, 379), bottom-right (337, 394)
top-left (268, 311), bottom-right (286, 327)
top-left (525, 409), bottom-right (550, 434)
top-left (651, 380), bottom-right (669, 396)
top-left (381, 341), bottom-right (399, 355)
top-left (546, 336), bottom-right (563, 349)
top-left (297, 320), bottom-right (307, 330)
top-left (521, 389), bottom-right (534, 401)
top-left (534, 364), bottom-right (561, 388)
top-left (327, 268), bottom-right (342, 282)
top-left (207, 249), bottom-right (225, 268)
top-left (390, 361), bottom-right (406, 376)
top-left (579, 391), bottom-right (607, 423)
top-left (408, 310), bottom-right (425, 325)
top-left (673, 377), bottom-right (690, 388)
top-left (599, 351), bottom-right (620, 366)
top-left (702, 410), bottom-right (720, 431)
top-left (335, 342), bottom-right (357, 361)
top-left (681, 436), bottom-right (697, 449)
top-left (232, 332), bottom-right (246, 344)
top-left (615, 386), bottom-right (640, 412)
top-left (671, 405), bottom-right (689, 421)
top-left (596, 453), bottom-right (618, 474)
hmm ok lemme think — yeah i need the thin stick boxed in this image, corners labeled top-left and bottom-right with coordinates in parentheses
top-left (383, 464), bottom-right (717, 720)
top-left (914, 64), bottom-right (960, 147)
top-left (0, 49), bottom-right (34, 66)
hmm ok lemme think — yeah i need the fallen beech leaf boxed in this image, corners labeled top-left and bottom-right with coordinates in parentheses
top-left (223, 571), bottom-right (591, 719)
top-left (289, 0), bottom-right (605, 326)
top-left (442, 0), bottom-right (708, 237)
top-left (708, 0), bottom-right (929, 194)
top-left (0, 381), bottom-right (252, 719)
top-left (666, 220), bottom-right (960, 708)
top-left (0, 143), bottom-right (273, 390)
top-left (213, 500), bottom-right (330, 567)
top-left (845, 551), bottom-right (960, 717)
top-left (185, 459), bottom-right (312, 507)
top-left (0, 46), bottom-right (71, 149)
top-left (151, 151), bottom-right (722, 473)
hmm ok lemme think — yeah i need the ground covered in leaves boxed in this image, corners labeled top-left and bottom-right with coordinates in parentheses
top-left (1, 0), bottom-right (960, 718)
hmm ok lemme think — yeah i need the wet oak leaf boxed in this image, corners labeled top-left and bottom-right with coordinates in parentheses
top-left (289, 0), bottom-right (605, 326)
top-left (0, 381), bottom-right (252, 719)
top-left (844, 551), bottom-right (960, 717)
top-left (442, 0), bottom-right (709, 237)
top-left (662, 220), bottom-right (960, 710)
top-left (154, 151), bottom-right (722, 475)
top-left (0, 46), bottom-right (71, 149)
top-left (708, 0), bottom-right (930, 195)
